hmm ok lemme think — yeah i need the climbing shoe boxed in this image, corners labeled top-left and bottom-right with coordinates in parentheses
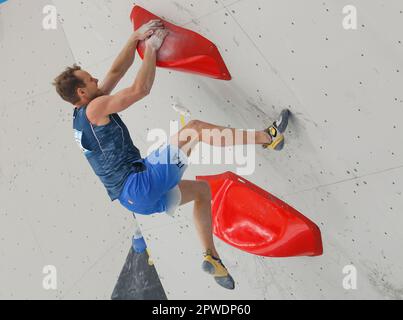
top-left (262, 109), bottom-right (291, 151)
top-left (202, 251), bottom-right (235, 290)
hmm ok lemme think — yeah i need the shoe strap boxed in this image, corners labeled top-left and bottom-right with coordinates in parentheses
top-left (266, 124), bottom-right (279, 139)
top-left (262, 125), bottom-right (281, 149)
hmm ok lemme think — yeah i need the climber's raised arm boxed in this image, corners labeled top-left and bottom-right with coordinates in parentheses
top-left (99, 19), bottom-right (164, 95)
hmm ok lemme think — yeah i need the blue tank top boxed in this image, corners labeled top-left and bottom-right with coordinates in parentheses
top-left (73, 106), bottom-right (143, 201)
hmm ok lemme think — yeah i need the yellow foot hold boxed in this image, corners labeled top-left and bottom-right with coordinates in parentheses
top-left (146, 249), bottom-right (154, 266)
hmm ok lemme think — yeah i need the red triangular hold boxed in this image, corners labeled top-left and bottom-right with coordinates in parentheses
top-left (130, 6), bottom-right (232, 80)
top-left (196, 172), bottom-right (323, 257)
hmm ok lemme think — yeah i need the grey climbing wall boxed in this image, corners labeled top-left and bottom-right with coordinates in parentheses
top-left (0, 0), bottom-right (402, 299)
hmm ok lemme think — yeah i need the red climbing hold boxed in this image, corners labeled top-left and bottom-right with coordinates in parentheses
top-left (130, 6), bottom-right (232, 80)
top-left (196, 172), bottom-right (323, 257)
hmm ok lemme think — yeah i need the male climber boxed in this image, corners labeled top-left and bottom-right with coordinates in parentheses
top-left (53, 20), bottom-right (290, 290)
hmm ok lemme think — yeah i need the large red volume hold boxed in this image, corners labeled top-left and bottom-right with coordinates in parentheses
top-left (196, 172), bottom-right (323, 257)
top-left (130, 6), bottom-right (232, 80)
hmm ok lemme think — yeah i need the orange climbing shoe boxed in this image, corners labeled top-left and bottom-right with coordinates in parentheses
top-left (202, 251), bottom-right (235, 290)
top-left (262, 109), bottom-right (291, 151)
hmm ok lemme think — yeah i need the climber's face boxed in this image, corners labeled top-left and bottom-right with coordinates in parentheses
top-left (74, 70), bottom-right (103, 104)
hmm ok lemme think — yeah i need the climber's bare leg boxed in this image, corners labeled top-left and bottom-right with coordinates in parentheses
top-left (169, 120), bottom-right (271, 259)
top-left (176, 180), bottom-right (219, 258)
top-left (169, 119), bottom-right (271, 157)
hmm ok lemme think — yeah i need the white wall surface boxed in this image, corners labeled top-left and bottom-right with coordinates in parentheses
top-left (0, 0), bottom-right (402, 299)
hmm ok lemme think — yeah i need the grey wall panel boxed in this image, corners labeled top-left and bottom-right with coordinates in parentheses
top-left (0, 0), bottom-right (73, 105)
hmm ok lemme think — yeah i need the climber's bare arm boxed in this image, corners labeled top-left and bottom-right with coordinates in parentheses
top-left (87, 29), bottom-right (168, 123)
top-left (99, 19), bottom-right (163, 95)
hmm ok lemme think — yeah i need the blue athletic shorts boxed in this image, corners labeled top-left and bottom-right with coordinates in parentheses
top-left (118, 144), bottom-right (188, 216)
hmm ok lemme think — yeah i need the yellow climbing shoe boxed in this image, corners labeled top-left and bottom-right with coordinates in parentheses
top-left (262, 125), bottom-right (285, 151)
top-left (202, 251), bottom-right (235, 290)
top-left (262, 109), bottom-right (291, 151)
